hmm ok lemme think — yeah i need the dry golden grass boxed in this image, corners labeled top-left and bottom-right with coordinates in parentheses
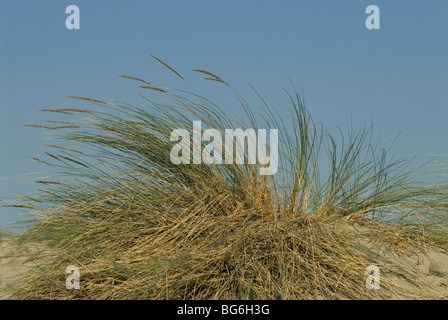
top-left (3, 57), bottom-right (448, 299)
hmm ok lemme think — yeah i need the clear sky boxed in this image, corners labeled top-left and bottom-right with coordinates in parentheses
top-left (1, 0), bottom-right (447, 229)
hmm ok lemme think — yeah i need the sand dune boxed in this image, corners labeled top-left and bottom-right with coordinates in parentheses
top-left (0, 232), bottom-right (32, 299)
top-left (376, 245), bottom-right (448, 299)
top-left (1, 229), bottom-right (447, 300)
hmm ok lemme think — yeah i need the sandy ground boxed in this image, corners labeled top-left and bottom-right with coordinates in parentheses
top-left (0, 232), bottom-right (31, 299)
top-left (1, 230), bottom-right (447, 299)
top-left (373, 245), bottom-right (448, 299)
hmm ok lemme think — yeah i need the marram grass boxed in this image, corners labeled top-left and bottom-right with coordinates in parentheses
top-left (4, 56), bottom-right (448, 299)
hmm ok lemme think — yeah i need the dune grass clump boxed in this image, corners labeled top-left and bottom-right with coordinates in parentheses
top-left (5, 57), bottom-right (448, 299)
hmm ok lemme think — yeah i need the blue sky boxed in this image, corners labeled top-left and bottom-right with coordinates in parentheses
top-left (1, 0), bottom-right (447, 229)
